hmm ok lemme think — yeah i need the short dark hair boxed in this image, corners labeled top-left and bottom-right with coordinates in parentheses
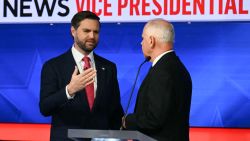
top-left (71, 11), bottom-right (100, 29)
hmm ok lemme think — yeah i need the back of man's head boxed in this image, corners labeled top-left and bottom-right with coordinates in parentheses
top-left (144, 19), bottom-right (175, 44)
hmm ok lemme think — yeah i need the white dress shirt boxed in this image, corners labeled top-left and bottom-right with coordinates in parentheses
top-left (66, 45), bottom-right (97, 99)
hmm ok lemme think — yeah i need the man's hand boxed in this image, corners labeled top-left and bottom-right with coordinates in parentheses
top-left (67, 66), bottom-right (96, 96)
top-left (122, 116), bottom-right (126, 129)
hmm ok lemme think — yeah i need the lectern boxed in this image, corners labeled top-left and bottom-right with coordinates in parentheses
top-left (68, 129), bottom-right (157, 141)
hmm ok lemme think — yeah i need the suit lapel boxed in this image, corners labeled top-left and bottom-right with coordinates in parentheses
top-left (92, 54), bottom-right (106, 109)
top-left (134, 52), bottom-right (176, 112)
top-left (64, 49), bottom-right (90, 108)
top-left (63, 50), bottom-right (78, 82)
top-left (134, 67), bottom-right (153, 112)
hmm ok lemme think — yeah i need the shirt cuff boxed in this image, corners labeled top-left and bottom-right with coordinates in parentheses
top-left (66, 85), bottom-right (74, 99)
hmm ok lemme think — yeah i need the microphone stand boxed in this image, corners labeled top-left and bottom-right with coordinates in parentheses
top-left (120, 57), bottom-right (151, 130)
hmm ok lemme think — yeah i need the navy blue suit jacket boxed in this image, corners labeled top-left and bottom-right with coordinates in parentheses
top-left (39, 50), bottom-right (124, 140)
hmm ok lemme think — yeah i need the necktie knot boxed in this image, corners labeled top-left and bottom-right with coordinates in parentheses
top-left (83, 56), bottom-right (90, 62)
top-left (83, 56), bottom-right (91, 70)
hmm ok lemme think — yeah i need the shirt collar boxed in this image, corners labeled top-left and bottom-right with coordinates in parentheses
top-left (152, 50), bottom-right (174, 67)
top-left (71, 45), bottom-right (94, 63)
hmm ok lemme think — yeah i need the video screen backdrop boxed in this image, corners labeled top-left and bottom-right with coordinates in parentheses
top-left (0, 22), bottom-right (250, 127)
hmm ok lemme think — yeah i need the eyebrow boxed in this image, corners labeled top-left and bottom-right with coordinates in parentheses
top-left (82, 28), bottom-right (99, 32)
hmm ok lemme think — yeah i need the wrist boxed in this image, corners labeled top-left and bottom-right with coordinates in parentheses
top-left (67, 84), bottom-right (75, 96)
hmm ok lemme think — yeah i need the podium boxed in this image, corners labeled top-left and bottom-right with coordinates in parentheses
top-left (68, 129), bottom-right (157, 141)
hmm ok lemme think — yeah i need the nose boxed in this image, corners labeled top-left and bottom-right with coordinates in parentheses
top-left (89, 31), bottom-right (94, 38)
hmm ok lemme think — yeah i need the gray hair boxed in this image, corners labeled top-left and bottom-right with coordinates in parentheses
top-left (145, 19), bottom-right (175, 43)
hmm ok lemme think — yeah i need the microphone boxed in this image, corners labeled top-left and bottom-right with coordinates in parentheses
top-left (124, 56), bottom-right (151, 116)
top-left (120, 56), bottom-right (150, 130)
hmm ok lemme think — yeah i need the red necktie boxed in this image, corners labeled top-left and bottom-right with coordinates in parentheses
top-left (83, 56), bottom-right (94, 110)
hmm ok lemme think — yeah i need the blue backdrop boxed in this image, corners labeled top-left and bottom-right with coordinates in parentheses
top-left (0, 22), bottom-right (250, 127)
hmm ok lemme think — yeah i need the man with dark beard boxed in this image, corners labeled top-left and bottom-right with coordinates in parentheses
top-left (39, 11), bottom-right (124, 141)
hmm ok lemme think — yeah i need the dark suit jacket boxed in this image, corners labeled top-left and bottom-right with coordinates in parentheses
top-left (39, 50), bottom-right (124, 141)
top-left (125, 52), bottom-right (192, 141)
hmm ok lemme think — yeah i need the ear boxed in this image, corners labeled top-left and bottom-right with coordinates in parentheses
top-left (149, 36), bottom-right (155, 48)
top-left (71, 26), bottom-right (76, 38)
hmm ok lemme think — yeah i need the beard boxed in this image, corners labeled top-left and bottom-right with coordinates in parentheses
top-left (75, 36), bottom-right (98, 53)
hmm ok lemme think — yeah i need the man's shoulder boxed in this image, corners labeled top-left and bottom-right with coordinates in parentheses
top-left (43, 50), bottom-right (72, 66)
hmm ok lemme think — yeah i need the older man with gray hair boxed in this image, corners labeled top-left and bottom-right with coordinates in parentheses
top-left (122, 19), bottom-right (192, 141)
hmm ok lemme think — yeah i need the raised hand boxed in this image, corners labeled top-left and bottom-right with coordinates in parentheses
top-left (67, 66), bottom-right (96, 96)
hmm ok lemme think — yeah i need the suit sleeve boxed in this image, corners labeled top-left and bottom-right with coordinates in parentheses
top-left (39, 61), bottom-right (69, 116)
top-left (108, 64), bottom-right (124, 129)
top-left (126, 70), bottom-right (174, 132)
